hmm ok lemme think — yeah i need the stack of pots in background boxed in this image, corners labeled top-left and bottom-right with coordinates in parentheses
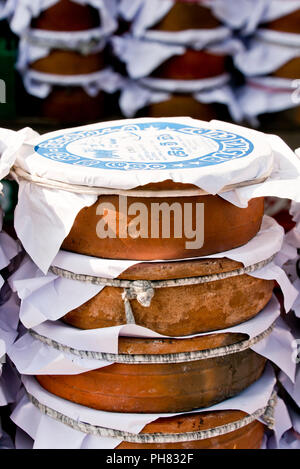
top-left (8, 0), bottom-right (119, 123)
top-left (233, 0), bottom-right (300, 232)
top-left (0, 133), bottom-right (22, 449)
top-left (272, 199), bottom-right (300, 449)
top-left (235, 0), bottom-right (300, 127)
top-left (114, 0), bottom-right (241, 121)
top-left (1, 117), bottom-right (299, 448)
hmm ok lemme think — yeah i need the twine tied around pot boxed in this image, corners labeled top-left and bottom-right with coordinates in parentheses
top-left (49, 254), bottom-right (276, 325)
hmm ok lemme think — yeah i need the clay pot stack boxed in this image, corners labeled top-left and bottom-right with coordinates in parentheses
top-left (3, 117), bottom-right (299, 449)
top-left (10, 0), bottom-right (118, 123)
top-left (235, 1), bottom-right (300, 127)
top-left (114, 0), bottom-right (239, 121)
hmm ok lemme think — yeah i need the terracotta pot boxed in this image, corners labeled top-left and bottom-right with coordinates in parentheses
top-left (36, 332), bottom-right (267, 413)
top-left (30, 50), bottom-right (106, 123)
top-left (272, 57), bottom-right (300, 79)
top-left (145, 96), bottom-right (218, 120)
top-left (152, 1), bottom-right (220, 31)
top-left (31, 0), bottom-right (101, 31)
top-left (62, 191), bottom-right (264, 260)
top-left (263, 9), bottom-right (300, 34)
top-left (117, 410), bottom-right (265, 449)
top-left (31, 50), bottom-right (105, 75)
top-left (151, 50), bottom-right (226, 80)
top-left (63, 256), bottom-right (274, 335)
top-left (39, 87), bottom-right (105, 124)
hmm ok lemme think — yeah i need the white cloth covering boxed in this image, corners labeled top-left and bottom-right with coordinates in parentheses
top-left (10, 365), bottom-right (291, 449)
top-left (8, 0), bottom-right (118, 37)
top-left (235, 29), bottom-right (300, 77)
top-left (7, 296), bottom-right (296, 383)
top-left (8, 216), bottom-right (298, 328)
top-left (22, 67), bottom-right (123, 99)
top-left (1, 117), bottom-right (300, 272)
top-left (237, 76), bottom-right (300, 125)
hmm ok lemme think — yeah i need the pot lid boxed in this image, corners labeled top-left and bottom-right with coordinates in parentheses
top-left (14, 117), bottom-right (274, 195)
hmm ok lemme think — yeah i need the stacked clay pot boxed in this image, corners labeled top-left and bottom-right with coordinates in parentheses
top-left (266, 8), bottom-right (300, 125)
top-left (145, 1), bottom-right (227, 119)
top-left (236, 5), bottom-right (300, 127)
top-left (7, 117), bottom-right (297, 449)
top-left (115, 0), bottom-right (234, 120)
top-left (30, 0), bottom-right (105, 123)
top-left (14, 0), bottom-right (117, 123)
top-left (32, 182), bottom-right (273, 447)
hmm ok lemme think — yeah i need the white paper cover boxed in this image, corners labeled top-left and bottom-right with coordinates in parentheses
top-left (8, 0), bottom-right (118, 37)
top-left (7, 296), bottom-right (296, 384)
top-left (0, 290), bottom-right (21, 406)
top-left (237, 76), bottom-right (300, 125)
top-left (11, 365), bottom-right (291, 449)
top-left (8, 216), bottom-right (298, 328)
top-left (17, 30), bottom-right (107, 72)
top-left (235, 29), bottom-right (300, 77)
top-left (22, 67), bottom-right (123, 99)
top-left (2, 117), bottom-right (300, 272)
top-left (118, 76), bottom-right (241, 122)
top-left (118, 0), bottom-right (232, 42)
top-left (211, 0), bottom-right (300, 34)
top-left (283, 202), bottom-right (300, 318)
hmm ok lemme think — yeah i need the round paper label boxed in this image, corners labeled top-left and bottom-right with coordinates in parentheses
top-left (34, 122), bottom-right (254, 171)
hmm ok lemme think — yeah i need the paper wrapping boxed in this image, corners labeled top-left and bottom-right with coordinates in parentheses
top-left (237, 76), bottom-right (300, 125)
top-left (21, 67), bottom-right (123, 99)
top-left (211, 0), bottom-right (300, 34)
top-left (283, 202), bottom-right (300, 318)
top-left (118, 75), bottom-right (242, 122)
top-left (0, 289), bottom-right (21, 406)
top-left (10, 365), bottom-right (291, 449)
top-left (118, 0), bottom-right (300, 35)
top-left (8, 0), bottom-right (118, 37)
top-left (17, 30), bottom-right (107, 72)
top-left (7, 296), bottom-right (296, 384)
top-left (235, 29), bottom-right (300, 77)
top-left (118, 0), bottom-right (232, 41)
top-left (111, 32), bottom-right (241, 79)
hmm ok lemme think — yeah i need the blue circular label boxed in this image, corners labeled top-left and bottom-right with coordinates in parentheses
top-left (34, 122), bottom-right (254, 171)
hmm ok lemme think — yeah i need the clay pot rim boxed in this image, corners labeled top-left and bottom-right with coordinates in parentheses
top-left (117, 332), bottom-right (248, 354)
top-left (117, 256), bottom-right (244, 280)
